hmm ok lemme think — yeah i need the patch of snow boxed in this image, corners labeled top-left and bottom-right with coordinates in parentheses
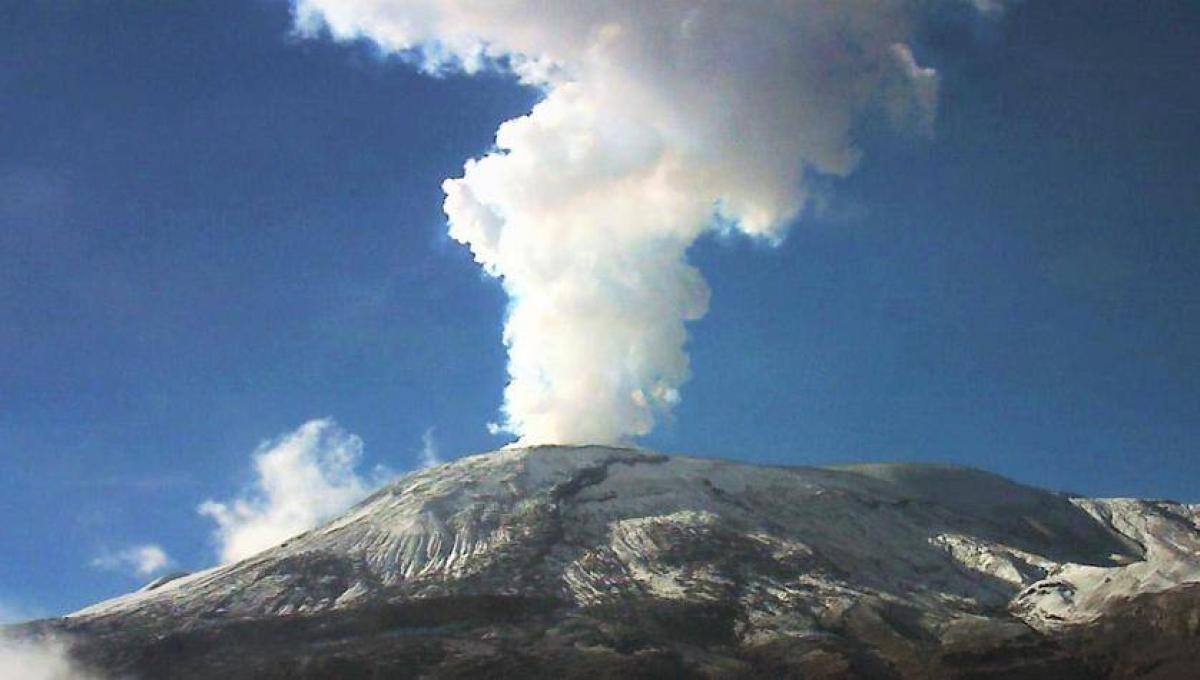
top-left (65, 446), bottom-right (1200, 642)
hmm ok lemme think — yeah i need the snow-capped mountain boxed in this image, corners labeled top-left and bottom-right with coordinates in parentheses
top-left (22, 446), bottom-right (1200, 678)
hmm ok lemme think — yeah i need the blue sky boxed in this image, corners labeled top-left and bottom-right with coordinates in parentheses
top-left (2, 0), bottom-right (1198, 617)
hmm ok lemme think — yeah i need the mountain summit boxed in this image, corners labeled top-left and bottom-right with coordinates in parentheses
top-left (23, 446), bottom-right (1200, 678)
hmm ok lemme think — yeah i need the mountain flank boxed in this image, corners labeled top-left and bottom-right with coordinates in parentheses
top-left (15, 446), bottom-right (1200, 678)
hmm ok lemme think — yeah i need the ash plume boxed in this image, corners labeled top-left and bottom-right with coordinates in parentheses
top-left (293, 0), bottom-right (993, 445)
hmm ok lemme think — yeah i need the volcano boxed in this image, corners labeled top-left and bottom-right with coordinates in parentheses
top-left (16, 446), bottom-right (1200, 678)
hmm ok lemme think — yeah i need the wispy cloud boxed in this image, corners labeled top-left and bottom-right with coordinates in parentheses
top-left (198, 419), bottom-right (391, 563)
top-left (0, 633), bottom-right (102, 680)
top-left (90, 544), bottom-right (173, 578)
top-left (418, 427), bottom-right (441, 469)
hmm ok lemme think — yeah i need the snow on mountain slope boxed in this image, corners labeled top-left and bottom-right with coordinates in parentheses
top-left (71, 445), bottom-right (1199, 637)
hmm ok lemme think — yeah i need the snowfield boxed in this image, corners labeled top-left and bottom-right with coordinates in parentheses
top-left (50, 447), bottom-right (1200, 678)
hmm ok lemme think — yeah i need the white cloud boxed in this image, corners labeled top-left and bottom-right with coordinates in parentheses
top-left (969, 0), bottom-right (1009, 16)
top-left (198, 419), bottom-right (388, 563)
top-left (0, 634), bottom-right (102, 680)
top-left (90, 544), bottom-right (172, 578)
top-left (418, 427), bottom-right (441, 468)
top-left (293, 0), bottom-right (1001, 446)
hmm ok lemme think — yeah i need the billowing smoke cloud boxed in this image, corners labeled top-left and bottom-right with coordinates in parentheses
top-left (293, 0), bottom-right (987, 445)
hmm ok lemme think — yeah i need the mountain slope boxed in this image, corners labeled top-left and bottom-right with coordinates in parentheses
top-left (24, 446), bottom-right (1200, 678)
